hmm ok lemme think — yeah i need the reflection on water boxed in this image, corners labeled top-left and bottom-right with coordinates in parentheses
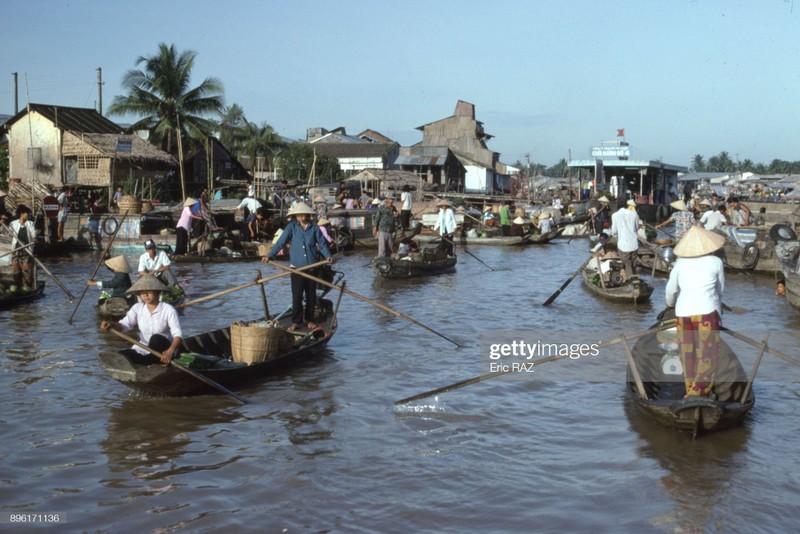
top-left (625, 399), bottom-right (750, 531)
top-left (1, 244), bottom-right (799, 530)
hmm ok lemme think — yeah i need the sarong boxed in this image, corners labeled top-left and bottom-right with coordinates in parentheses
top-left (676, 311), bottom-right (721, 397)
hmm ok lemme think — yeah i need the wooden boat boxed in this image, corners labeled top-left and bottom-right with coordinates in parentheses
top-left (168, 248), bottom-right (261, 264)
top-left (626, 312), bottom-right (754, 436)
top-left (771, 225), bottom-right (800, 311)
top-left (581, 268), bottom-right (653, 303)
top-left (373, 249), bottom-right (457, 279)
top-left (0, 277), bottom-right (46, 309)
top-left (719, 227), bottom-right (779, 273)
top-left (416, 227), bottom-right (564, 247)
top-left (95, 296), bottom-right (136, 319)
top-left (98, 293), bottom-right (342, 397)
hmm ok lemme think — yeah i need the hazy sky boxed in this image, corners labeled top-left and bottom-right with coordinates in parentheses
top-left (3, 0), bottom-right (799, 168)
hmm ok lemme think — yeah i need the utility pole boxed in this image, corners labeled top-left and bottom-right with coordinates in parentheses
top-left (12, 72), bottom-right (19, 113)
top-left (96, 67), bottom-right (104, 115)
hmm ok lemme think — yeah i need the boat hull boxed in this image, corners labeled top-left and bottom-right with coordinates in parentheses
top-left (372, 255), bottom-right (457, 279)
top-left (626, 316), bottom-right (754, 435)
top-left (580, 270), bottom-right (653, 303)
top-left (98, 300), bottom-right (337, 397)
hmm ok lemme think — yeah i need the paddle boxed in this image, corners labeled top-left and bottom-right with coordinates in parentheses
top-left (0, 241), bottom-right (35, 260)
top-left (720, 326), bottom-right (800, 369)
top-left (68, 211), bottom-right (129, 323)
top-left (461, 247), bottom-right (497, 271)
top-left (1, 222), bottom-right (75, 300)
top-left (394, 320), bottom-right (677, 405)
top-left (108, 328), bottom-right (249, 405)
top-left (256, 270), bottom-right (270, 320)
top-left (265, 261), bottom-right (461, 348)
top-left (176, 260), bottom-right (328, 309)
top-left (542, 253), bottom-right (597, 306)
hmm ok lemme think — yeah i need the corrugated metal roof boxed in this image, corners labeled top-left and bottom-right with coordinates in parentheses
top-left (4, 103), bottom-right (123, 134)
top-left (395, 155), bottom-right (448, 166)
top-left (310, 142), bottom-right (398, 159)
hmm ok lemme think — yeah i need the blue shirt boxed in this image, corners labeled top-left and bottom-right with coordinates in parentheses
top-left (268, 220), bottom-right (332, 267)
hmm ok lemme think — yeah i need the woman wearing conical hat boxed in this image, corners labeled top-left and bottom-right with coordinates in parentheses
top-left (100, 276), bottom-right (183, 364)
top-left (654, 199), bottom-right (695, 240)
top-left (664, 225), bottom-right (726, 398)
top-left (87, 255), bottom-right (133, 304)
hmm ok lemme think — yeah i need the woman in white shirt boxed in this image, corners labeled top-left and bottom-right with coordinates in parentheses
top-left (101, 276), bottom-right (183, 364)
top-left (664, 226), bottom-right (725, 398)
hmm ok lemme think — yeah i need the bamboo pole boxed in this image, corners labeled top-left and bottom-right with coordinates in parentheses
top-left (266, 261), bottom-right (461, 348)
top-left (1, 223), bottom-right (75, 300)
top-left (68, 210), bottom-right (129, 323)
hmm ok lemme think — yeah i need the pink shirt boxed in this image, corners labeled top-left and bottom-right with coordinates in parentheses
top-left (177, 206), bottom-right (193, 231)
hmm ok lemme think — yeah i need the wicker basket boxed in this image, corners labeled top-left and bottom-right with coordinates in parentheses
top-left (230, 321), bottom-right (294, 364)
top-left (118, 195), bottom-right (142, 215)
top-left (140, 201), bottom-right (152, 214)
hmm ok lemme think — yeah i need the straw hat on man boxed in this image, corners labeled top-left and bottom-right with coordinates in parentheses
top-left (665, 225), bottom-right (726, 398)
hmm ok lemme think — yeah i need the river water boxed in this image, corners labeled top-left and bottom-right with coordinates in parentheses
top-left (2, 240), bottom-right (799, 532)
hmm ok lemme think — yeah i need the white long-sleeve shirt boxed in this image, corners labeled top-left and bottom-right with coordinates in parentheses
top-left (119, 301), bottom-right (183, 355)
top-left (10, 219), bottom-right (37, 249)
top-left (138, 250), bottom-right (171, 274)
top-left (665, 255), bottom-right (725, 317)
top-left (433, 208), bottom-right (456, 235)
top-left (610, 208), bottom-right (640, 253)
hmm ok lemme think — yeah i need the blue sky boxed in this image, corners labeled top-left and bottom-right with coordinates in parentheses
top-left (3, 0), bottom-right (799, 168)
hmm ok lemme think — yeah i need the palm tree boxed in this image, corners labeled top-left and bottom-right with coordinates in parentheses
top-left (108, 43), bottom-right (224, 197)
top-left (690, 154), bottom-right (705, 172)
top-left (218, 103), bottom-right (247, 152)
top-left (240, 121), bottom-right (287, 172)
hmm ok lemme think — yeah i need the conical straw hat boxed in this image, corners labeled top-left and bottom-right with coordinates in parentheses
top-left (287, 202), bottom-right (315, 216)
top-left (597, 196), bottom-right (610, 203)
top-left (673, 225), bottom-right (726, 258)
top-left (183, 197), bottom-right (197, 207)
top-left (513, 216), bottom-right (527, 224)
top-left (125, 275), bottom-right (169, 294)
top-left (670, 200), bottom-right (687, 211)
top-left (104, 255), bottom-right (130, 273)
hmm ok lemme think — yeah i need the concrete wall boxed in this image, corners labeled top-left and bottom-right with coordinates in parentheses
top-left (8, 112), bottom-right (63, 187)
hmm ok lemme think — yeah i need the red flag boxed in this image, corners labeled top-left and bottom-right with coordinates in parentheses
top-left (617, 128), bottom-right (625, 137)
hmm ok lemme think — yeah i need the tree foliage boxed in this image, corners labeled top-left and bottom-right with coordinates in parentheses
top-left (689, 151), bottom-right (800, 174)
top-left (276, 143), bottom-right (341, 184)
top-left (108, 43), bottom-right (224, 155)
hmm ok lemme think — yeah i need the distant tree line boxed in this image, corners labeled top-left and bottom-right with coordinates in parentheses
top-left (513, 158), bottom-right (569, 177)
top-left (690, 151), bottom-right (800, 174)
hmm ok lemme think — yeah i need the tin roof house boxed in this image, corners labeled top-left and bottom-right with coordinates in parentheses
top-left (2, 104), bottom-right (175, 191)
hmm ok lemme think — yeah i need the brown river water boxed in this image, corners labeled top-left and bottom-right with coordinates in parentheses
top-left (1, 239), bottom-right (799, 532)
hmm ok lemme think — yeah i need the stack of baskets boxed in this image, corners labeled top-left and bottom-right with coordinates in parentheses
top-left (230, 321), bottom-right (295, 364)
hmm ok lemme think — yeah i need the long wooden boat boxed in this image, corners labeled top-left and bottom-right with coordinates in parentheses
top-left (98, 295), bottom-right (340, 397)
top-left (372, 252), bottom-right (457, 279)
top-left (771, 225), bottom-right (800, 311)
top-left (626, 312), bottom-right (754, 436)
top-left (0, 278), bottom-right (46, 309)
top-left (168, 249), bottom-right (261, 264)
top-left (416, 227), bottom-right (564, 247)
top-left (580, 269), bottom-right (653, 303)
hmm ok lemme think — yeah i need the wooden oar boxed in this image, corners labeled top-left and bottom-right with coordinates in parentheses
top-left (1, 223), bottom-right (75, 300)
top-left (256, 270), bottom-right (270, 320)
top-left (266, 261), bottom-right (461, 348)
top-left (394, 320), bottom-right (677, 405)
top-left (542, 253), bottom-right (596, 306)
top-left (461, 247), bottom-right (497, 271)
top-left (108, 328), bottom-right (249, 405)
top-left (720, 326), bottom-right (800, 369)
top-left (68, 211), bottom-right (129, 323)
top-left (176, 260), bottom-right (328, 309)
top-left (0, 241), bottom-right (35, 259)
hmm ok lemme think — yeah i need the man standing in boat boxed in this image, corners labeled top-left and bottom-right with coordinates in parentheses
top-left (610, 199), bottom-right (641, 281)
top-left (372, 194), bottom-right (397, 258)
top-left (9, 205), bottom-right (36, 288)
top-left (433, 199), bottom-right (457, 257)
top-left (263, 203), bottom-right (334, 333)
top-left (664, 226), bottom-right (725, 398)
